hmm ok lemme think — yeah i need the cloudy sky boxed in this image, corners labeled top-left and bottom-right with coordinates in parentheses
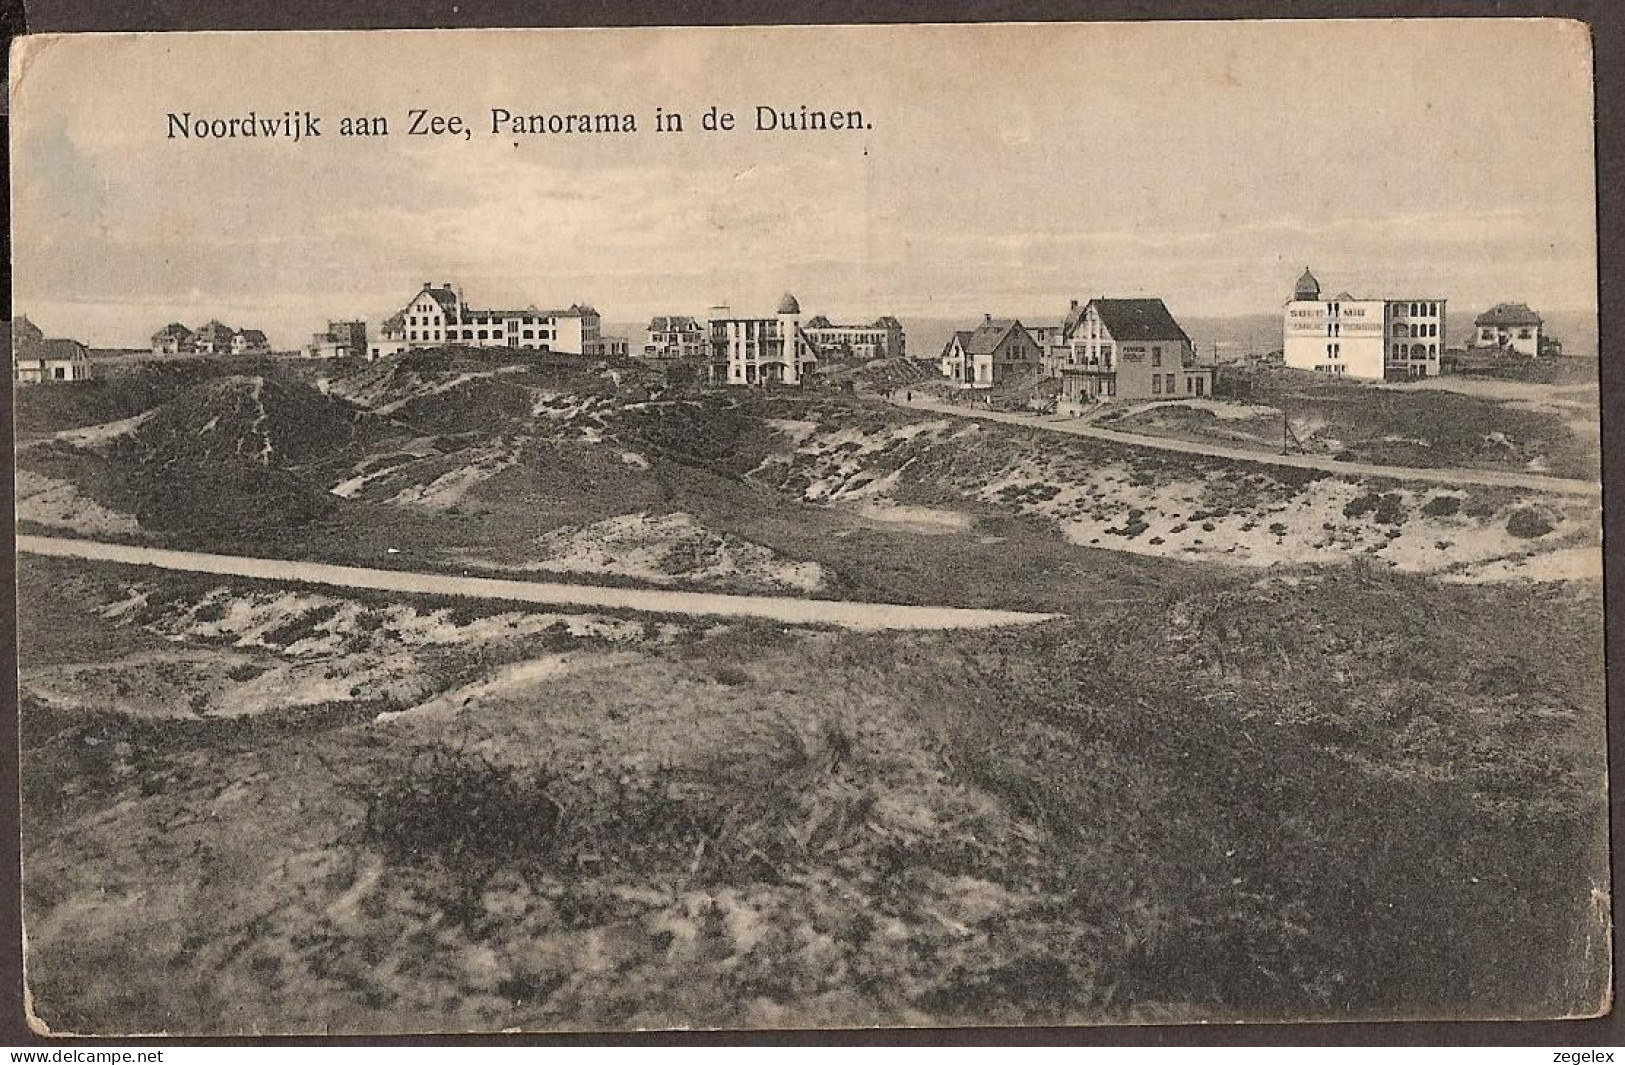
top-left (11, 20), bottom-right (1596, 348)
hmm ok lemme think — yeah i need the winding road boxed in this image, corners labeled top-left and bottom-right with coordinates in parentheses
top-left (17, 535), bottom-right (1059, 632)
top-left (891, 394), bottom-right (1601, 497)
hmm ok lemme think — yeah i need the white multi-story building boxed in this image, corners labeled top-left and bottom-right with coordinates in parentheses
top-left (708, 294), bottom-right (819, 386)
top-left (1282, 268), bottom-right (1445, 380)
top-left (385, 281), bottom-right (603, 356)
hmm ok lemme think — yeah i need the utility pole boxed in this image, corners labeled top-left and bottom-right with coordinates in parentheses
top-left (1282, 412), bottom-right (1303, 455)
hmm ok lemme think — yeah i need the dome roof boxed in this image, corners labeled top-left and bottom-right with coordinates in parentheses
top-left (1294, 267), bottom-right (1321, 301)
top-left (777, 293), bottom-right (801, 315)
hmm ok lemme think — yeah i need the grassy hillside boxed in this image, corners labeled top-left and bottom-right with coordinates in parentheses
top-left (1103, 364), bottom-right (1600, 479)
top-left (13, 357), bottom-right (247, 433)
top-left (15, 359), bottom-right (1602, 597)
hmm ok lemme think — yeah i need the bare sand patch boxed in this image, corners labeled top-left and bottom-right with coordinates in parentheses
top-left (482, 512), bottom-right (826, 595)
top-left (1443, 545), bottom-right (1603, 584)
top-left (375, 651), bottom-right (644, 725)
top-left (389, 445), bottom-right (521, 508)
top-left (52, 411), bottom-right (155, 447)
top-left (845, 499), bottom-right (974, 535)
top-left (15, 469), bottom-right (140, 537)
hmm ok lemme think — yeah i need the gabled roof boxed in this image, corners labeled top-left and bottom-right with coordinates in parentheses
top-left (15, 316), bottom-right (45, 343)
top-left (36, 338), bottom-right (89, 361)
top-left (963, 319), bottom-right (1028, 356)
top-left (1475, 301), bottom-right (1543, 327)
top-left (803, 315), bottom-right (833, 329)
top-left (1089, 299), bottom-right (1190, 345)
top-left (195, 318), bottom-right (234, 336)
top-left (648, 315), bottom-right (702, 333)
top-left (940, 330), bottom-right (974, 357)
top-left (381, 312), bottom-right (405, 332)
top-left (544, 304), bottom-right (598, 318)
top-left (152, 322), bottom-right (193, 340)
top-left (235, 329), bottom-right (269, 344)
top-left (416, 285), bottom-right (460, 313)
top-left (1060, 301), bottom-right (1090, 342)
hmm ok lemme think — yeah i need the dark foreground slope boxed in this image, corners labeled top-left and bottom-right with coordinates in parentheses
top-left (18, 557), bottom-right (1608, 1032)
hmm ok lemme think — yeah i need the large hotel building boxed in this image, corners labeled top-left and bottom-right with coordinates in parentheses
top-left (1282, 268), bottom-right (1445, 380)
top-left (369, 282), bottom-right (602, 359)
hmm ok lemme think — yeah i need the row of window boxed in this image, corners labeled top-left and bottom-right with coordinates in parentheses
top-left (405, 328), bottom-right (557, 342)
top-left (1148, 372), bottom-right (1208, 396)
top-left (1389, 342), bottom-right (1438, 358)
top-left (1317, 337), bottom-right (1439, 360)
top-left (390, 340), bottom-right (557, 351)
top-left (1397, 322), bottom-right (1438, 338)
top-left (410, 313), bottom-right (577, 328)
top-left (1396, 302), bottom-right (1440, 317)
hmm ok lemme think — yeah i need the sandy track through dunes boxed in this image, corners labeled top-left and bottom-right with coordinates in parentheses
top-left (17, 536), bottom-right (1059, 631)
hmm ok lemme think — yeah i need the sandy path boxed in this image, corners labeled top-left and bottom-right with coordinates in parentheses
top-left (17, 536), bottom-right (1059, 631)
top-left (892, 395), bottom-right (1599, 497)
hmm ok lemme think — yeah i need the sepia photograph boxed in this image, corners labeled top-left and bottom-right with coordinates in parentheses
top-left (8, 19), bottom-right (1609, 1035)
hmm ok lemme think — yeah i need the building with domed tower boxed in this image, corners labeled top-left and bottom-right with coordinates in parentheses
top-left (707, 293), bottom-right (819, 385)
top-left (1282, 267), bottom-right (1445, 380)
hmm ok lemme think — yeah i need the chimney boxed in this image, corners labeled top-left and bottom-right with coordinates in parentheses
top-left (1070, 299), bottom-right (1079, 312)
top-left (984, 313), bottom-right (992, 324)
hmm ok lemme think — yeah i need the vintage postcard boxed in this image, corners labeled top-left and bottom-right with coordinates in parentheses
top-left (9, 21), bottom-right (1607, 1034)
